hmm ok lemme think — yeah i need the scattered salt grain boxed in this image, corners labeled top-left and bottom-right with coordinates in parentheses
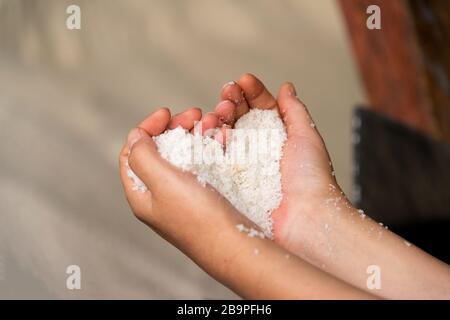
top-left (404, 241), bottom-right (412, 247)
top-left (126, 161), bottom-right (148, 193)
top-left (236, 224), bottom-right (247, 233)
top-left (358, 209), bottom-right (366, 219)
top-left (235, 224), bottom-right (265, 239)
top-left (222, 81), bottom-right (236, 88)
top-left (248, 228), bottom-right (266, 239)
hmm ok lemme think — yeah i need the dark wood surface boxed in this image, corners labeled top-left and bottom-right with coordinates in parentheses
top-left (354, 108), bottom-right (450, 262)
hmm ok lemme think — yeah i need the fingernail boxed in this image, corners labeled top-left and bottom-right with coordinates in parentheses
top-left (287, 82), bottom-right (297, 96)
top-left (127, 128), bottom-right (143, 149)
top-left (222, 81), bottom-right (236, 89)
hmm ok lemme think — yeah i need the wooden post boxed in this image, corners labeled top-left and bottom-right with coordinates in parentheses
top-left (339, 0), bottom-right (450, 143)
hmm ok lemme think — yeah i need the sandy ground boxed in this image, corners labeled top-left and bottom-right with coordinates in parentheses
top-left (0, 0), bottom-right (365, 298)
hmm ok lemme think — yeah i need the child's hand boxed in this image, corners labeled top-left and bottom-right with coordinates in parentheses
top-left (119, 108), bottom-right (235, 252)
top-left (216, 74), bottom-right (339, 249)
top-left (118, 103), bottom-right (372, 299)
top-left (213, 74), bottom-right (450, 299)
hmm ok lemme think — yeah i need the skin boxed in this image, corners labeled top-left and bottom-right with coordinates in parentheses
top-left (119, 102), bottom-right (373, 300)
top-left (213, 74), bottom-right (450, 299)
top-left (119, 73), bottom-right (450, 299)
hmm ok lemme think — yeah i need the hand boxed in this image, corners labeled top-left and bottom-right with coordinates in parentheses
top-left (118, 103), bottom-right (373, 299)
top-left (215, 74), bottom-right (338, 250)
top-left (119, 108), bottom-right (236, 255)
top-left (213, 74), bottom-right (450, 299)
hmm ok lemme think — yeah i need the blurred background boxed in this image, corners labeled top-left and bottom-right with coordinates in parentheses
top-left (1, 0), bottom-right (447, 299)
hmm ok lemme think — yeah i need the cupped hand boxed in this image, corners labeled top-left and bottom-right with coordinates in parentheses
top-left (118, 103), bottom-right (372, 299)
top-left (215, 74), bottom-right (342, 253)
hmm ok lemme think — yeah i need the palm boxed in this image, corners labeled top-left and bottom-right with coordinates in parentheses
top-left (271, 131), bottom-right (335, 242)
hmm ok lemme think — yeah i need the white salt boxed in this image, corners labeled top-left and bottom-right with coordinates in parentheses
top-left (152, 109), bottom-right (287, 238)
top-left (126, 161), bottom-right (148, 193)
top-left (235, 224), bottom-right (266, 239)
top-left (358, 209), bottom-right (366, 219)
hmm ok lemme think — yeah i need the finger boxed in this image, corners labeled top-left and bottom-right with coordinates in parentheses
top-left (214, 100), bottom-right (236, 126)
top-left (277, 82), bottom-right (321, 144)
top-left (213, 124), bottom-right (231, 145)
top-left (138, 108), bottom-right (171, 136)
top-left (127, 129), bottom-right (176, 193)
top-left (118, 142), bottom-right (152, 218)
top-left (221, 81), bottom-right (249, 119)
top-left (168, 107), bottom-right (202, 130)
top-left (191, 113), bottom-right (220, 136)
top-left (237, 73), bottom-right (277, 110)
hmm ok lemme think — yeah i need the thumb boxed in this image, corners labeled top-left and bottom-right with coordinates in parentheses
top-left (127, 128), bottom-right (175, 193)
top-left (277, 82), bottom-right (326, 147)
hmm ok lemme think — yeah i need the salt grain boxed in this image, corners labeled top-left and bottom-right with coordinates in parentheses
top-left (126, 161), bottom-right (148, 193)
top-left (358, 209), bottom-right (366, 219)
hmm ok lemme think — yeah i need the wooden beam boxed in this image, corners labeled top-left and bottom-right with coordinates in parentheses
top-left (409, 0), bottom-right (450, 142)
top-left (339, 0), bottom-right (450, 142)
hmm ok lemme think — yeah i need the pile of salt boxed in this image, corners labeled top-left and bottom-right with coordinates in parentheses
top-left (128, 109), bottom-right (287, 238)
